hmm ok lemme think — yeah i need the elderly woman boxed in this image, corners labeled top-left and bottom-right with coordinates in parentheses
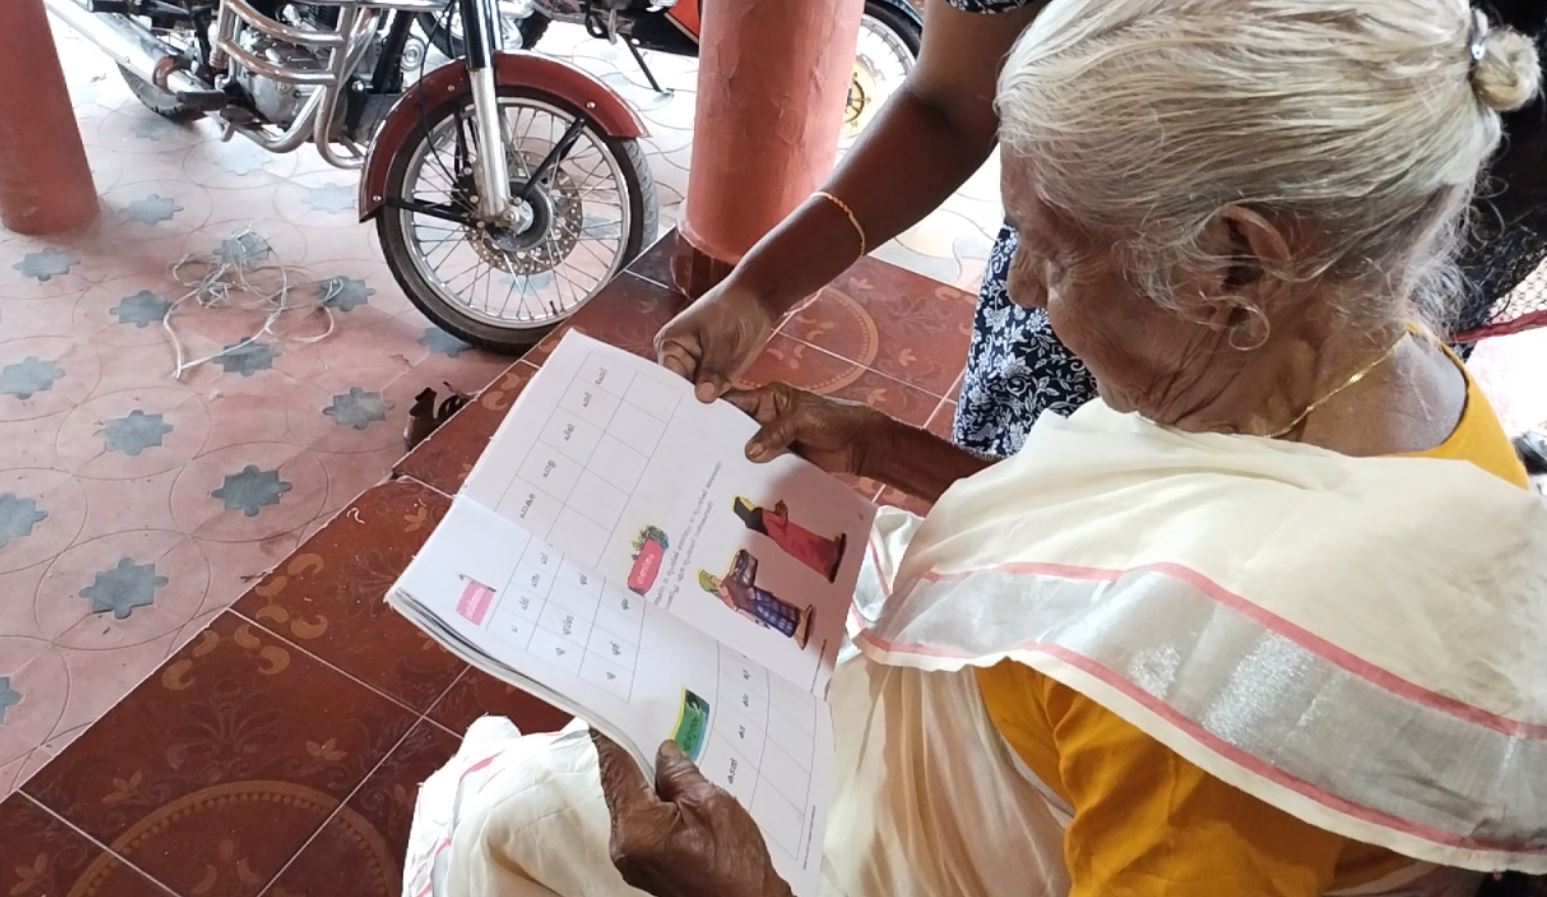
top-left (406, 3), bottom-right (1547, 896)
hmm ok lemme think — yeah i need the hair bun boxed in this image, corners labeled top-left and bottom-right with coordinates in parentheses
top-left (1472, 26), bottom-right (1543, 113)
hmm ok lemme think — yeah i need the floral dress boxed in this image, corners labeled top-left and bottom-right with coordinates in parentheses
top-left (944, 0), bottom-right (1096, 457)
top-left (944, 0), bottom-right (1546, 454)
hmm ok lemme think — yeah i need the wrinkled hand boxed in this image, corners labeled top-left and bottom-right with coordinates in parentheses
top-left (655, 281), bottom-right (776, 403)
top-left (592, 731), bottom-right (791, 897)
top-left (724, 383), bottom-right (896, 477)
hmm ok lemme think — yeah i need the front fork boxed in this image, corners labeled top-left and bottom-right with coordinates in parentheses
top-left (459, 0), bottom-right (514, 222)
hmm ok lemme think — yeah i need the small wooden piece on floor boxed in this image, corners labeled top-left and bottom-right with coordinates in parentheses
top-left (404, 384), bottom-right (471, 451)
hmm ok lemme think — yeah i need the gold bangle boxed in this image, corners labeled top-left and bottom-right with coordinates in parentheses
top-left (813, 191), bottom-right (867, 257)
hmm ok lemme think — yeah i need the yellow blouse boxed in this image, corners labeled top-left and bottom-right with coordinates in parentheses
top-left (977, 369), bottom-right (1529, 896)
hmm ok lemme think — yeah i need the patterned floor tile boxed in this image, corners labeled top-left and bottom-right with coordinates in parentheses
top-left (793, 262), bottom-right (978, 398)
top-left (234, 480), bottom-right (465, 713)
top-left (260, 721), bottom-right (461, 897)
top-left (0, 795), bottom-right (174, 897)
top-left (427, 667), bottom-right (572, 738)
top-left (623, 230), bottom-right (681, 291)
top-left (23, 612), bottom-right (417, 897)
top-left (395, 361), bottom-right (538, 494)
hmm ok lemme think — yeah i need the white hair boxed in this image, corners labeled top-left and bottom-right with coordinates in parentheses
top-left (996, 0), bottom-right (1543, 326)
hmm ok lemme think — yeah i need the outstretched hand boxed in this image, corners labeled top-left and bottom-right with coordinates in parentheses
top-left (724, 383), bottom-right (897, 478)
top-left (655, 281), bottom-right (777, 402)
top-left (592, 731), bottom-right (792, 897)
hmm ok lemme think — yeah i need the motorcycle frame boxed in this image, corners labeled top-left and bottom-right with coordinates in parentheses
top-left (210, 0), bottom-right (512, 219)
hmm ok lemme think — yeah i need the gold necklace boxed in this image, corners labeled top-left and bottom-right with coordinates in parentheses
top-left (1263, 331), bottom-right (1411, 439)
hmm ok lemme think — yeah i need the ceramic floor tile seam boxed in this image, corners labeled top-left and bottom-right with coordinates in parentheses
top-left (227, 606), bottom-right (460, 722)
top-left (248, 721), bottom-right (423, 897)
top-left (763, 329), bottom-right (963, 403)
top-left (249, 683), bottom-right (466, 897)
top-left (12, 791), bottom-right (180, 897)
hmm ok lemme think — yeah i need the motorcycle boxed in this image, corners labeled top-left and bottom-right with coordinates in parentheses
top-left (44, 0), bottom-right (659, 353)
top-left (418, 0), bottom-right (923, 140)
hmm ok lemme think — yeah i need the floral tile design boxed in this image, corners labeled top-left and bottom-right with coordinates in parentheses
top-left (79, 557), bottom-right (169, 619)
top-left (0, 357), bottom-right (65, 400)
top-left (0, 493), bottom-right (47, 549)
top-left (234, 480), bottom-right (465, 713)
top-left (214, 340), bottom-right (280, 378)
top-left (428, 667), bottom-right (572, 737)
top-left (212, 465), bottom-right (294, 518)
top-left (22, 613), bottom-right (417, 897)
top-left (0, 795), bottom-right (173, 897)
top-left (11, 247), bottom-right (78, 283)
top-left (110, 289), bottom-right (174, 328)
top-left (103, 409), bottom-right (175, 456)
top-left (262, 722), bottom-right (461, 897)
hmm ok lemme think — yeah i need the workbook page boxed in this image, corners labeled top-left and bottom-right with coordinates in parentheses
top-left (391, 499), bottom-right (833, 896)
top-left (461, 333), bottom-right (875, 694)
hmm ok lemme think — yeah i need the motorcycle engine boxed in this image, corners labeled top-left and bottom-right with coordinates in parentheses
top-left (232, 30), bottom-right (321, 128)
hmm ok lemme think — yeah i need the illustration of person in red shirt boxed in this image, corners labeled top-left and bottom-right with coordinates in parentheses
top-left (732, 497), bottom-right (847, 582)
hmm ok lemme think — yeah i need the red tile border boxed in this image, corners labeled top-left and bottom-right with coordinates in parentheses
top-left (393, 362), bottom-right (538, 495)
top-left (784, 259), bottom-right (976, 398)
top-left (623, 229), bottom-right (682, 292)
top-left (427, 668), bottom-right (572, 738)
top-left (0, 795), bottom-right (173, 897)
top-left (233, 480), bottom-right (464, 713)
top-left (261, 721), bottom-right (460, 897)
top-left (23, 612), bottom-right (417, 897)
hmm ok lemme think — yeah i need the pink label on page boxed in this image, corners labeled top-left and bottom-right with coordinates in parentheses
top-left (457, 578), bottom-right (495, 625)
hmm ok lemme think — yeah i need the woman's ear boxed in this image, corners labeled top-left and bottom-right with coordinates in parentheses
top-left (1181, 204), bottom-right (1296, 347)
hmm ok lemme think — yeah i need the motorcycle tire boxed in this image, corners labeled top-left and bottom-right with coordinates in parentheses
top-left (118, 65), bottom-right (201, 121)
top-left (376, 86), bottom-right (657, 354)
top-left (861, 1), bottom-right (923, 57)
top-left (417, 10), bottom-right (551, 58)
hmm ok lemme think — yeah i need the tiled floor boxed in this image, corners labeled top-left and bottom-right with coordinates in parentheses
top-left (0, 237), bottom-right (971, 897)
top-left (0, 18), bottom-right (1004, 798)
top-left (2, 6), bottom-right (1544, 881)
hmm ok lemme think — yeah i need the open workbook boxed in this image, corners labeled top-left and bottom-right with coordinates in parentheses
top-left (388, 332), bottom-right (876, 896)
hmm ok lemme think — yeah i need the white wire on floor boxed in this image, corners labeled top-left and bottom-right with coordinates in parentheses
top-left (160, 226), bottom-right (341, 380)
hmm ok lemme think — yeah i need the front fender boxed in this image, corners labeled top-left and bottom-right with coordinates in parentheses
top-left (358, 52), bottom-right (647, 220)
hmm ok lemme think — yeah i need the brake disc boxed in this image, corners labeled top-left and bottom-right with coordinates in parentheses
top-left (468, 167), bottom-right (585, 275)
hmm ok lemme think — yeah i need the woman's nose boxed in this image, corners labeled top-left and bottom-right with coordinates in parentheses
top-left (1007, 261), bottom-right (1048, 310)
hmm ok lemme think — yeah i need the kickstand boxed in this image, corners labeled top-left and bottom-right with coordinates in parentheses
top-left (625, 39), bottom-right (670, 95)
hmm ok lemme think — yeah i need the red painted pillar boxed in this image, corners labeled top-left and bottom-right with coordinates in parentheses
top-left (673, 0), bottom-right (865, 296)
top-left (0, 0), bottom-right (99, 235)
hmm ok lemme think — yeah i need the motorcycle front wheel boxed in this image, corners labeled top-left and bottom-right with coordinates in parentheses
top-left (845, 2), bottom-right (922, 141)
top-left (377, 87), bottom-right (658, 354)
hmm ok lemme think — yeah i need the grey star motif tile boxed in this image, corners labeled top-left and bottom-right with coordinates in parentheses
top-left (211, 464), bottom-right (293, 517)
top-left (0, 356), bottom-right (65, 400)
top-left (0, 677), bottom-right (19, 726)
top-left (123, 193), bottom-right (183, 226)
top-left (419, 326), bottom-right (471, 358)
top-left (79, 557), bottom-right (168, 620)
top-left (214, 231), bottom-right (274, 269)
top-left (102, 409), bottom-right (174, 456)
top-left (12, 247), bottom-right (78, 282)
top-left (110, 289), bottom-right (173, 328)
top-left (130, 114), bottom-right (180, 141)
top-left (0, 492), bottom-right (47, 549)
top-left (317, 275), bottom-right (374, 312)
top-left (323, 387), bottom-right (390, 431)
top-left (214, 340), bottom-right (278, 377)
top-left (213, 143), bottom-right (269, 177)
top-left (306, 183), bottom-right (356, 215)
